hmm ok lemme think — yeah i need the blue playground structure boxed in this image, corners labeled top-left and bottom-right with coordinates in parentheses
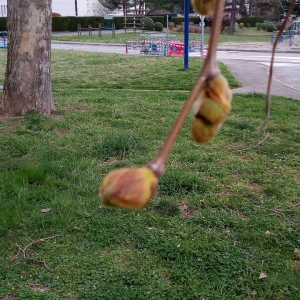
top-left (0, 31), bottom-right (7, 48)
top-left (271, 18), bottom-right (300, 46)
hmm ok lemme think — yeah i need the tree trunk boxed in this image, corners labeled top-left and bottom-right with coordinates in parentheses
top-left (0, 0), bottom-right (54, 117)
top-left (228, 0), bottom-right (237, 34)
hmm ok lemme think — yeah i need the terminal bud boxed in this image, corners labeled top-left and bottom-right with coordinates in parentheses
top-left (99, 167), bottom-right (158, 210)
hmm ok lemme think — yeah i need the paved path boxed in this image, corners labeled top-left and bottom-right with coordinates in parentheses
top-left (216, 51), bottom-right (300, 100)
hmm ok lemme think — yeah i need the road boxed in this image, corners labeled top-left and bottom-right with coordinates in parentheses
top-left (51, 41), bottom-right (300, 99)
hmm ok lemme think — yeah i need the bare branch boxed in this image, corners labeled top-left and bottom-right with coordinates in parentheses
top-left (256, 0), bottom-right (296, 154)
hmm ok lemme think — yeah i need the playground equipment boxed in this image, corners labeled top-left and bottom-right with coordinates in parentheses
top-left (126, 38), bottom-right (166, 55)
top-left (123, 15), bottom-right (145, 33)
top-left (271, 18), bottom-right (300, 46)
top-left (125, 34), bottom-right (203, 57)
top-left (0, 31), bottom-right (7, 48)
top-left (168, 40), bottom-right (203, 56)
top-left (289, 18), bottom-right (300, 35)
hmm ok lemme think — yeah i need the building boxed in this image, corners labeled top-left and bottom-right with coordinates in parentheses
top-left (0, 0), bottom-right (7, 17)
top-left (0, 0), bottom-right (100, 17)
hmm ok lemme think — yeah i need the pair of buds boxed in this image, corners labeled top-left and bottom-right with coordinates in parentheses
top-left (192, 74), bottom-right (232, 143)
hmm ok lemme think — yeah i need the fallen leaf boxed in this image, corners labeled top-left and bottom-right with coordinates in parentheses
top-left (41, 208), bottom-right (51, 213)
top-left (259, 272), bottom-right (267, 279)
top-left (293, 248), bottom-right (300, 260)
top-left (251, 290), bottom-right (257, 295)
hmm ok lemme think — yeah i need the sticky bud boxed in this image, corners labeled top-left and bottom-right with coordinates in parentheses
top-left (191, 118), bottom-right (220, 143)
top-left (192, 0), bottom-right (217, 16)
top-left (99, 167), bottom-right (158, 210)
top-left (207, 74), bottom-right (232, 114)
top-left (195, 98), bottom-right (227, 124)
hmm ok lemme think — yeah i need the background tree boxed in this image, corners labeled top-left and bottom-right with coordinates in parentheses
top-left (228, 0), bottom-right (238, 34)
top-left (0, 0), bottom-right (54, 116)
top-left (280, 0), bottom-right (300, 17)
top-left (98, 0), bottom-right (121, 12)
top-left (95, 0), bottom-right (116, 15)
top-left (238, 0), bottom-right (248, 16)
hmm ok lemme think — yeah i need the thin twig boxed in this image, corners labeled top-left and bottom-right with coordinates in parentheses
top-left (14, 235), bottom-right (60, 272)
top-left (269, 212), bottom-right (299, 227)
top-left (254, 205), bottom-right (300, 226)
top-left (256, 0), bottom-right (296, 154)
top-left (236, 133), bottom-right (270, 152)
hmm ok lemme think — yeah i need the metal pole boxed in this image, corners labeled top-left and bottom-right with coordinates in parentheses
top-left (125, 1), bottom-right (127, 33)
top-left (166, 15), bottom-right (169, 56)
top-left (184, 0), bottom-right (189, 70)
top-left (200, 15), bottom-right (205, 57)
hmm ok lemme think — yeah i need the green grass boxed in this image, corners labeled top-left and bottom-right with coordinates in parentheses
top-left (0, 50), bottom-right (300, 299)
top-left (52, 27), bottom-right (271, 44)
top-left (0, 50), bottom-right (241, 90)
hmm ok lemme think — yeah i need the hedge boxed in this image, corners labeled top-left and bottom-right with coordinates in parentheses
top-left (0, 17), bottom-right (7, 31)
top-left (113, 16), bottom-right (202, 29)
top-left (52, 16), bottom-right (104, 31)
top-left (238, 16), bottom-right (264, 27)
top-left (0, 16), bottom-right (105, 32)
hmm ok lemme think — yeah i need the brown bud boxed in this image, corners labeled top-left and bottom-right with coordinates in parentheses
top-left (206, 74), bottom-right (232, 114)
top-left (195, 98), bottom-right (227, 124)
top-left (192, 0), bottom-right (217, 16)
top-left (191, 118), bottom-right (220, 143)
top-left (99, 167), bottom-right (158, 210)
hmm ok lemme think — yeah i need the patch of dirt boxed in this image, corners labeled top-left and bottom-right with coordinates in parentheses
top-left (51, 114), bottom-right (65, 120)
top-left (0, 295), bottom-right (16, 300)
top-left (179, 203), bottom-right (197, 217)
top-left (30, 284), bottom-right (50, 292)
top-left (55, 128), bottom-right (69, 138)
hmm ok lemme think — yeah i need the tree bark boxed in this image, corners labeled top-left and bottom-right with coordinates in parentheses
top-left (0, 0), bottom-right (54, 116)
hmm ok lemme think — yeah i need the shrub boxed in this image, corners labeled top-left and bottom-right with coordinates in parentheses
top-left (0, 17), bottom-right (7, 31)
top-left (238, 16), bottom-right (264, 27)
top-left (113, 16), bottom-right (124, 29)
top-left (143, 17), bottom-right (155, 31)
top-left (256, 22), bottom-right (262, 30)
top-left (238, 23), bottom-right (244, 28)
top-left (262, 22), bottom-right (267, 30)
top-left (266, 22), bottom-right (276, 32)
top-left (154, 22), bottom-right (163, 32)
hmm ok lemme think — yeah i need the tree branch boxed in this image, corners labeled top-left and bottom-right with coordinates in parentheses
top-left (256, 0), bottom-right (296, 154)
top-left (146, 0), bottom-right (225, 177)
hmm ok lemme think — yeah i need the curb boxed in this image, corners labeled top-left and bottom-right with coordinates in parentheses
top-left (51, 40), bottom-right (125, 47)
top-left (216, 47), bottom-right (300, 54)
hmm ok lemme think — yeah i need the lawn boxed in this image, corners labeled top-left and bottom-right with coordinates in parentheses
top-left (0, 50), bottom-right (299, 299)
top-left (0, 50), bottom-right (241, 90)
top-left (51, 27), bottom-right (271, 44)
